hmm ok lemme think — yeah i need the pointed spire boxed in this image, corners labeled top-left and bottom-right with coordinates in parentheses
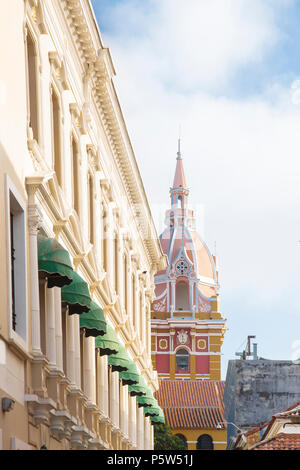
top-left (173, 139), bottom-right (187, 189)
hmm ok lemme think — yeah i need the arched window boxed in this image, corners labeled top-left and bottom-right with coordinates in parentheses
top-left (175, 434), bottom-right (188, 449)
top-left (87, 172), bottom-right (94, 244)
top-left (51, 87), bottom-right (62, 187)
top-left (196, 434), bottom-right (214, 450)
top-left (176, 348), bottom-right (189, 372)
top-left (72, 135), bottom-right (79, 215)
top-left (175, 281), bottom-right (189, 311)
top-left (26, 28), bottom-right (39, 143)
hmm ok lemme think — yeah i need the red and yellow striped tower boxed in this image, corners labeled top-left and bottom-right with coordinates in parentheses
top-left (151, 142), bottom-right (227, 450)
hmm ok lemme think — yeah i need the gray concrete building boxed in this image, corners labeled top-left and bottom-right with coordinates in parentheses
top-left (223, 359), bottom-right (300, 448)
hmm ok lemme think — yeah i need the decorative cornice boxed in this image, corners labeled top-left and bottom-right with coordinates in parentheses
top-left (53, 219), bottom-right (68, 237)
top-left (62, 0), bottom-right (166, 272)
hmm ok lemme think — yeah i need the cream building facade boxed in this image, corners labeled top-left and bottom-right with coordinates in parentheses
top-left (0, 0), bottom-right (166, 450)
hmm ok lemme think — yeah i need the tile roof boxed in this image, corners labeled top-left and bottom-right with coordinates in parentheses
top-left (275, 402), bottom-right (300, 418)
top-left (255, 401), bottom-right (300, 441)
top-left (154, 380), bottom-right (225, 429)
top-left (251, 433), bottom-right (300, 450)
top-left (233, 401), bottom-right (300, 450)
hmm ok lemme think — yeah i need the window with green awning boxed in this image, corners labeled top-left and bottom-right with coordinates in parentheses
top-left (119, 360), bottom-right (139, 386)
top-left (108, 344), bottom-right (130, 372)
top-left (80, 300), bottom-right (107, 337)
top-left (128, 375), bottom-right (147, 397)
top-left (143, 405), bottom-right (160, 417)
top-left (38, 235), bottom-right (74, 288)
top-left (61, 271), bottom-right (91, 315)
top-left (150, 407), bottom-right (165, 424)
top-left (95, 324), bottom-right (119, 356)
top-left (136, 391), bottom-right (158, 408)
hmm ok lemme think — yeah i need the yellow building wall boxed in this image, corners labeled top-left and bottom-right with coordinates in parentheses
top-left (209, 335), bottom-right (221, 380)
top-left (171, 428), bottom-right (227, 451)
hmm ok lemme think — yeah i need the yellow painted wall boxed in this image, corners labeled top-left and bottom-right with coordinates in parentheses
top-left (171, 427), bottom-right (227, 451)
top-left (209, 335), bottom-right (221, 380)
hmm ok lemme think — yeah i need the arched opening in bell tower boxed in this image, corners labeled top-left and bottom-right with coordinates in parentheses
top-left (176, 348), bottom-right (190, 372)
top-left (175, 281), bottom-right (189, 311)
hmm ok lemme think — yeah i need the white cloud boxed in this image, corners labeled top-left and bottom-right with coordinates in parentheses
top-left (103, 0), bottom-right (286, 92)
top-left (93, 0), bottom-right (300, 369)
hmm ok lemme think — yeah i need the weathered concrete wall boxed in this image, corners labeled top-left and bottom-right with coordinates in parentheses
top-left (223, 360), bottom-right (300, 446)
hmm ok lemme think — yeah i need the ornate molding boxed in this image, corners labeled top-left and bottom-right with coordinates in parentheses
top-left (49, 409), bottom-right (76, 441)
top-left (62, 0), bottom-right (166, 272)
top-left (25, 394), bottom-right (56, 426)
top-left (28, 205), bottom-right (43, 236)
top-left (53, 219), bottom-right (68, 238)
top-left (70, 425), bottom-right (93, 450)
top-left (73, 253), bottom-right (86, 270)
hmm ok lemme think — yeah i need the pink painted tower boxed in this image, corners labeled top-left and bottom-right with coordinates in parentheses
top-left (151, 142), bottom-right (226, 381)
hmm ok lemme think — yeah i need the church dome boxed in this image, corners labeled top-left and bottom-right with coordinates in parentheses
top-left (155, 141), bottom-right (218, 300)
top-left (159, 226), bottom-right (217, 298)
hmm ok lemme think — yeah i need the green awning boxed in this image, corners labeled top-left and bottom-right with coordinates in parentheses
top-left (61, 272), bottom-right (91, 315)
top-left (128, 375), bottom-right (147, 397)
top-left (143, 405), bottom-right (160, 417)
top-left (136, 390), bottom-right (157, 408)
top-left (95, 324), bottom-right (119, 356)
top-left (119, 360), bottom-right (139, 386)
top-left (108, 344), bottom-right (130, 372)
top-left (80, 300), bottom-right (107, 337)
top-left (150, 408), bottom-right (165, 424)
top-left (38, 235), bottom-right (74, 288)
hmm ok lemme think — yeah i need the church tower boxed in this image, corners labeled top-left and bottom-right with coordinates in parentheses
top-left (151, 142), bottom-right (226, 381)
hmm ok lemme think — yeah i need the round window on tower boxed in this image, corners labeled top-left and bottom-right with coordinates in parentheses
top-left (176, 260), bottom-right (189, 275)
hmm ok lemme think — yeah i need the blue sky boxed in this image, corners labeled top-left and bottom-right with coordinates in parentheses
top-left (91, 0), bottom-right (300, 379)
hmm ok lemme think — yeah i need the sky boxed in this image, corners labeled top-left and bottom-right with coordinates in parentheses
top-left (91, 0), bottom-right (300, 379)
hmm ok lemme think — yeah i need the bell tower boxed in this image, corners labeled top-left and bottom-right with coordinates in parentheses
top-left (151, 143), bottom-right (226, 380)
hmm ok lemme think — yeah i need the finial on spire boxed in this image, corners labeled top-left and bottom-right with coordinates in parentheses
top-left (177, 124), bottom-right (182, 159)
top-left (177, 138), bottom-right (181, 158)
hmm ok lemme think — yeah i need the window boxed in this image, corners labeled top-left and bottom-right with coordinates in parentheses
top-left (176, 348), bottom-right (189, 372)
top-left (102, 205), bottom-right (108, 271)
top-left (145, 306), bottom-right (150, 355)
top-left (119, 379), bottom-right (122, 429)
top-left (10, 212), bottom-right (16, 331)
top-left (139, 291), bottom-right (143, 341)
top-left (124, 254), bottom-right (128, 311)
top-left (175, 281), bottom-right (189, 311)
top-left (7, 185), bottom-right (27, 342)
top-left (95, 350), bottom-right (100, 405)
top-left (39, 279), bottom-right (47, 355)
top-left (87, 172), bottom-right (94, 244)
top-left (80, 329), bottom-right (85, 392)
top-left (114, 235), bottom-right (118, 294)
top-left (26, 28), bottom-right (39, 142)
top-left (61, 306), bottom-right (67, 374)
top-left (51, 87), bottom-right (62, 186)
top-left (132, 274), bottom-right (135, 325)
top-left (110, 231), bottom-right (115, 291)
top-left (196, 434), bottom-right (214, 450)
top-left (108, 365), bottom-right (112, 419)
top-left (72, 135), bottom-right (80, 215)
top-left (176, 260), bottom-right (189, 276)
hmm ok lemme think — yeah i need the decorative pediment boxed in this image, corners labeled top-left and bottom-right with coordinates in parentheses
top-left (197, 289), bottom-right (212, 313)
top-left (171, 241), bottom-right (192, 273)
top-left (152, 289), bottom-right (167, 312)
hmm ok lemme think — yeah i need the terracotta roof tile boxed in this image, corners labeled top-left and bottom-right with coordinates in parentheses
top-left (251, 433), bottom-right (300, 450)
top-left (155, 380), bottom-right (225, 429)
